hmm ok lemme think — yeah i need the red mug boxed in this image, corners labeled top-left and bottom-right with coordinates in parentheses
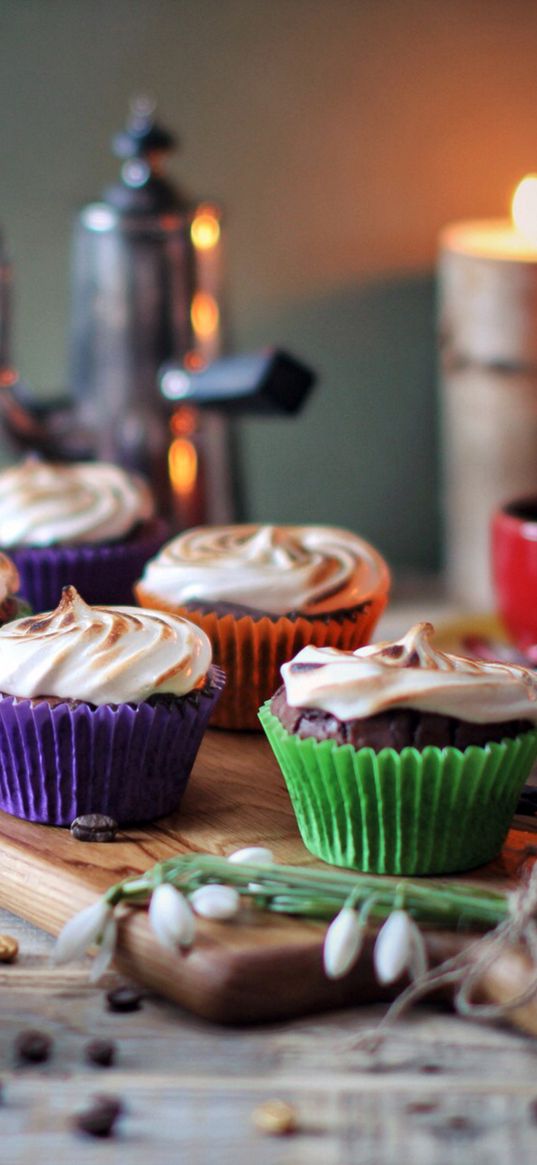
top-left (491, 496), bottom-right (537, 651)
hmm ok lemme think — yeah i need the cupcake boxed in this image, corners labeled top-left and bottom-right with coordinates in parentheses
top-left (0, 586), bottom-right (224, 825)
top-left (135, 524), bottom-right (390, 730)
top-left (0, 551), bottom-right (30, 624)
top-left (259, 622), bottom-right (537, 875)
top-left (0, 457), bottom-right (168, 610)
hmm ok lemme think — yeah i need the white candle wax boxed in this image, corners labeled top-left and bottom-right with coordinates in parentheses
top-left (438, 209), bottom-right (537, 606)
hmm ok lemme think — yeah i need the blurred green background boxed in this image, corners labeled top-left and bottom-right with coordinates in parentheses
top-left (2, 0), bottom-right (537, 575)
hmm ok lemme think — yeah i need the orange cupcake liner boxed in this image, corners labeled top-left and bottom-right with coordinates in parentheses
top-left (135, 585), bottom-right (387, 731)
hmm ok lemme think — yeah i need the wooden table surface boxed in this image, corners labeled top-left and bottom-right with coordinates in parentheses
top-left (3, 593), bottom-right (537, 1163)
top-left (3, 908), bottom-right (537, 1164)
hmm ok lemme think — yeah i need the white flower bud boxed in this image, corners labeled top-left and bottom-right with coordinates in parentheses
top-left (408, 921), bottom-right (428, 981)
top-left (323, 907), bottom-right (364, 979)
top-left (89, 911), bottom-right (118, 982)
top-left (189, 884), bottom-right (240, 920)
top-left (148, 883), bottom-right (195, 951)
top-left (373, 910), bottom-right (414, 985)
top-left (227, 846), bottom-right (274, 865)
top-left (53, 898), bottom-right (112, 966)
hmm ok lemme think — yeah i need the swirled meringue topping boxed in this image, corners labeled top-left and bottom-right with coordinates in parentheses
top-left (280, 622), bottom-right (537, 724)
top-left (0, 586), bottom-right (212, 705)
top-left (138, 524), bottom-right (390, 615)
top-left (0, 459), bottom-right (155, 546)
top-left (0, 552), bottom-right (20, 605)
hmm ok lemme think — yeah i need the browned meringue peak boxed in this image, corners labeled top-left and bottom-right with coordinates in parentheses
top-left (281, 623), bottom-right (537, 724)
top-left (138, 523), bottom-right (389, 615)
top-left (0, 458), bottom-right (155, 546)
top-left (0, 586), bottom-right (212, 705)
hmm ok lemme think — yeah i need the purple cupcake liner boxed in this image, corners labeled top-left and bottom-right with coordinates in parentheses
top-left (0, 665), bottom-right (225, 826)
top-left (10, 517), bottom-right (169, 612)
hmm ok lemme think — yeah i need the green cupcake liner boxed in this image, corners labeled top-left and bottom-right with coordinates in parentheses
top-left (258, 704), bottom-right (537, 875)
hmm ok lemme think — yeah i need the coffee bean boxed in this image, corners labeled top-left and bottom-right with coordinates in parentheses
top-left (73, 1094), bottom-right (124, 1138)
top-left (406, 1100), bottom-right (439, 1115)
top-left (70, 814), bottom-right (118, 842)
top-left (15, 1030), bottom-right (52, 1063)
top-left (0, 935), bottom-right (18, 963)
top-left (105, 985), bottom-right (143, 1013)
top-left (85, 1039), bottom-right (117, 1068)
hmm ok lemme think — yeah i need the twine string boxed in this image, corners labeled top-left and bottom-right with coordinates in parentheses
top-left (371, 863), bottom-right (537, 1034)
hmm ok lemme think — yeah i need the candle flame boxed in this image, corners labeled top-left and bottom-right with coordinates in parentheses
top-left (168, 437), bottom-right (198, 496)
top-left (512, 174), bottom-right (537, 245)
top-left (191, 292), bottom-right (219, 338)
top-left (191, 206), bottom-right (221, 251)
top-left (170, 405), bottom-right (197, 437)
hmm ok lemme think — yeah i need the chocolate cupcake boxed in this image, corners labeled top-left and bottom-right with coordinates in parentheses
top-left (0, 586), bottom-right (224, 825)
top-left (259, 623), bottom-right (537, 874)
top-left (135, 523), bottom-right (390, 730)
top-left (0, 458), bottom-right (168, 610)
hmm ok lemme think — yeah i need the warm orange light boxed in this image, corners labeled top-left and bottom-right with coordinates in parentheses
top-left (512, 174), bottom-right (537, 245)
top-left (191, 292), bottom-right (219, 338)
top-left (183, 349), bottom-right (207, 372)
top-left (168, 437), bottom-right (198, 495)
top-left (170, 405), bottom-right (197, 437)
top-left (191, 206), bottom-right (221, 250)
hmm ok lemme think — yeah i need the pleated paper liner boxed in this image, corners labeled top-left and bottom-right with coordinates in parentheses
top-left (258, 704), bottom-right (537, 875)
top-left (0, 666), bottom-right (225, 826)
top-left (12, 517), bottom-right (169, 612)
top-left (134, 588), bottom-right (387, 730)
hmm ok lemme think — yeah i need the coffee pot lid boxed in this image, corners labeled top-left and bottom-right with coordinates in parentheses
top-left (103, 96), bottom-right (191, 216)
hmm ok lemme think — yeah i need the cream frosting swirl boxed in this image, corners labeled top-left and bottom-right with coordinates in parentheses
top-left (0, 586), bottom-right (212, 705)
top-left (0, 459), bottom-right (155, 546)
top-left (0, 553), bottom-right (20, 605)
top-left (280, 623), bottom-right (537, 724)
top-left (138, 524), bottom-right (390, 615)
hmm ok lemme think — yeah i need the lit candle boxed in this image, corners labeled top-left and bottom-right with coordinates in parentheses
top-left (438, 177), bottom-right (537, 607)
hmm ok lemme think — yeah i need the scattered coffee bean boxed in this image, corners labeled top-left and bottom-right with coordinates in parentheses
top-left (252, 1099), bottom-right (297, 1135)
top-left (0, 935), bottom-right (19, 963)
top-left (105, 985), bottom-right (143, 1013)
top-left (432, 1114), bottom-right (481, 1141)
top-left (70, 814), bottom-right (118, 843)
top-left (85, 1039), bottom-right (117, 1068)
top-left (73, 1094), bottom-right (124, 1138)
top-left (15, 1029), bottom-right (52, 1064)
top-left (406, 1100), bottom-right (439, 1115)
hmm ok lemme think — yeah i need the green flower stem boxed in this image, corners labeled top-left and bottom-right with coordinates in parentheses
top-left (104, 854), bottom-right (511, 933)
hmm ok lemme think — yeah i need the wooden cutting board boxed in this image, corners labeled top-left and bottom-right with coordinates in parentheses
top-left (0, 725), bottom-right (535, 1028)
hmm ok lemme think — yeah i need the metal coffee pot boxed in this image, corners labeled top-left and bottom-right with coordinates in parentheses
top-left (0, 102), bottom-right (315, 523)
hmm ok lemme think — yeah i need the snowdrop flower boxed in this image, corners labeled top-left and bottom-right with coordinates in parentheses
top-left (323, 906), bottom-right (365, 979)
top-left (373, 910), bottom-right (428, 985)
top-left (89, 910), bottom-right (118, 983)
top-left (148, 883), bottom-right (195, 952)
top-left (53, 898), bottom-right (113, 967)
top-left (189, 884), bottom-right (240, 920)
top-left (227, 846), bottom-right (274, 865)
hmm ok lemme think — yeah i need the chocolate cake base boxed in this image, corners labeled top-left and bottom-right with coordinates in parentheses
top-left (270, 686), bottom-right (533, 751)
top-left (181, 597), bottom-right (371, 624)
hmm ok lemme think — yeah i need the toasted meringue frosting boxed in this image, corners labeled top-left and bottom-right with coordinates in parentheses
top-left (0, 552), bottom-right (20, 605)
top-left (0, 459), bottom-right (155, 546)
top-left (280, 622), bottom-right (537, 724)
top-left (138, 524), bottom-right (389, 616)
top-left (0, 586), bottom-right (212, 705)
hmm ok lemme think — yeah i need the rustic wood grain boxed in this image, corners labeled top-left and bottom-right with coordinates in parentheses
top-left (0, 725), bottom-right (535, 1028)
top-left (2, 906), bottom-right (537, 1165)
